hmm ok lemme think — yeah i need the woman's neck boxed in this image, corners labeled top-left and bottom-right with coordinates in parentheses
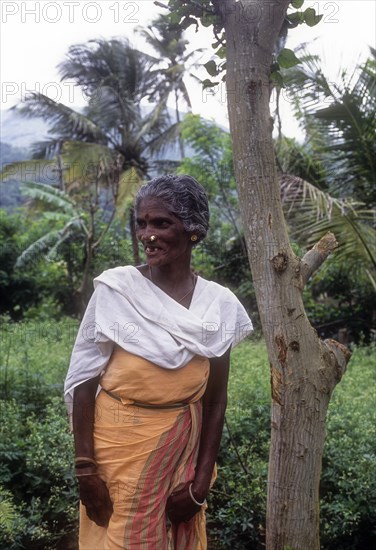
top-left (149, 261), bottom-right (193, 288)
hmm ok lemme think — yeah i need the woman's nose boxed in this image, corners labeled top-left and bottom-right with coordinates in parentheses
top-left (139, 227), bottom-right (154, 241)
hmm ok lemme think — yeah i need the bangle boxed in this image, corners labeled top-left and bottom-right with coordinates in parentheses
top-left (76, 472), bottom-right (99, 478)
top-left (188, 483), bottom-right (206, 507)
top-left (75, 456), bottom-right (97, 467)
top-left (75, 462), bottom-right (97, 469)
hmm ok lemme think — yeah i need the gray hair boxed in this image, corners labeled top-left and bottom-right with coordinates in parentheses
top-left (135, 174), bottom-right (210, 242)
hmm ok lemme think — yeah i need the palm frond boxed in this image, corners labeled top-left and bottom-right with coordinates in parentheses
top-left (275, 136), bottom-right (327, 189)
top-left (300, 208), bottom-right (375, 272)
top-left (45, 217), bottom-right (86, 261)
top-left (134, 100), bottom-right (171, 146)
top-left (145, 122), bottom-right (182, 156)
top-left (30, 140), bottom-right (63, 159)
top-left (15, 215), bottom-right (86, 268)
top-left (21, 181), bottom-right (77, 215)
top-left (61, 141), bottom-right (123, 191)
top-left (12, 93), bottom-right (108, 144)
top-left (365, 269), bottom-right (376, 292)
top-left (59, 39), bottom-right (161, 106)
top-left (281, 174), bottom-right (376, 274)
top-left (15, 229), bottom-right (62, 268)
top-left (283, 48), bottom-right (376, 204)
top-left (115, 168), bottom-right (144, 223)
top-left (280, 174), bottom-right (348, 218)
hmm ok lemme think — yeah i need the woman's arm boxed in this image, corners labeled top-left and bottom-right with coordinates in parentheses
top-left (73, 377), bottom-right (113, 527)
top-left (192, 347), bottom-right (231, 501)
top-left (73, 376), bottom-right (100, 458)
top-left (166, 347), bottom-right (231, 523)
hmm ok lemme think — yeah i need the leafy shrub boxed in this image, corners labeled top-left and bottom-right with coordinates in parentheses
top-left (208, 340), bottom-right (376, 550)
top-left (208, 339), bottom-right (270, 549)
top-left (0, 317), bottom-right (78, 550)
top-left (0, 398), bottom-right (78, 550)
top-left (0, 208), bottom-right (133, 320)
top-left (320, 344), bottom-right (376, 549)
top-left (0, 485), bottom-right (28, 549)
top-left (1, 316), bottom-right (375, 549)
top-left (303, 265), bottom-right (376, 343)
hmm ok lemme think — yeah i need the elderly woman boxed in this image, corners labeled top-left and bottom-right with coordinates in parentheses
top-left (65, 174), bottom-right (252, 549)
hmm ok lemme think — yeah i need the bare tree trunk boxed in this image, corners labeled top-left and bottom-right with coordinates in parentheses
top-left (129, 206), bottom-right (140, 265)
top-left (221, 0), bottom-right (351, 547)
top-left (73, 251), bottom-right (93, 318)
top-left (175, 89), bottom-right (186, 159)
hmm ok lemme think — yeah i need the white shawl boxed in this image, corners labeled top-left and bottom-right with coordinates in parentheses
top-left (64, 266), bottom-right (253, 409)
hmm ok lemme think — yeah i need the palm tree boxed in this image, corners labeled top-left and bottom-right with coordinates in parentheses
top-left (282, 47), bottom-right (376, 205)
top-left (274, 49), bottom-right (376, 289)
top-left (2, 38), bottom-right (183, 315)
top-left (8, 38), bottom-right (180, 180)
top-left (137, 14), bottom-right (203, 158)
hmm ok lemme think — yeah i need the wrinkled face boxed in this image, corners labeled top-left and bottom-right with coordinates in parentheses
top-left (136, 197), bottom-right (192, 267)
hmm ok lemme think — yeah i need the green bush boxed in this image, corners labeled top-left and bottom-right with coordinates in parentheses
top-left (0, 398), bottom-right (78, 550)
top-left (320, 344), bottom-right (376, 549)
top-left (0, 208), bottom-right (133, 320)
top-left (0, 317), bottom-right (78, 549)
top-left (208, 339), bottom-right (270, 549)
top-left (1, 316), bottom-right (375, 549)
top-left (0, 485), bottom-right (28, 549)
top-left (208, 340), bottom-right (376, 550)
top-left (303, 265), bottom-right (376, 343)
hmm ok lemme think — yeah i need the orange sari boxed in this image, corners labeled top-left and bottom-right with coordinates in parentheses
top-left (78, 347), bottom-right (211, 550)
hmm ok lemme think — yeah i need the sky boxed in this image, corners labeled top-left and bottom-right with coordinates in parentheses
top-left (1, 0), bottom-right (375, 137)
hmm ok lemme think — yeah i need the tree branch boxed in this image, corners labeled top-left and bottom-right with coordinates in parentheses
top-left (300, 232), bottom-right (338, 286)
top-left (212, 0), bottom-right (226, 22)
top-left (323, 338), bottom-right (352, 384)
top-left (153, 1), bottom-right (168, 9)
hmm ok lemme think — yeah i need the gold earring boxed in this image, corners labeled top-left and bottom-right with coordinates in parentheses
top-left (190, 235), bottom-right (198, 242)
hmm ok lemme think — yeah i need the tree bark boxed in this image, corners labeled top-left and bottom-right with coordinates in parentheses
top-left (222, 1), bottom-right (351, 547)
top-left (129, 206), bottom-right (141, 266)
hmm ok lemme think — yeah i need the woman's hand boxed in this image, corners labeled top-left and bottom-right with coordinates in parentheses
top-left (166, 482), bottom-right (203, 524)
top-left (73, 377), bottom-right (113, 527)
top-left (77, 474), bottom-right (113, 527)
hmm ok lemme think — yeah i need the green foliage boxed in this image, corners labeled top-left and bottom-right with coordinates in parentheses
top-left (166, 0), bottom-right (322, 88)
top-left (0, 204), bottom-right (133, 319)
top-left (177, 114), bottom-right (257, 314)
top-left (136, 12), bottom-right (201, 123)
top-left (0, 209), bottom-right (70, 319)
top-left (303, 7), bottom-right (323, 27)
top-left (178, 112), bottom-right (376, 339)
top-left (1, 317), bottom-right (375, 548)
top-left (0, 485), bottom-right (28, 549)
top-left (208, 340), bottom-right (269, 548)
top-left (207, 340), bottom-right (376, 549)
top-left (303, 264), bottom-right (376, 342)
top-left (320, 345), bottom-right (376, 549)
top-left (0, 210), bottom-right (37, 317)
top-left (278, 52), bottom-right (376, 327)
top-left (0, 399), bottom-right (77, 550)
top-left (0, 142), bottom-right (30, 211)
top-left (178, 114), bottom-right (238, 229)
top-left (0, 318), bottom-right (78, 549)
top-left (290, 0), bottom-right (304, 8)
top-left (277, 48), bottom-right (301, 69)
top-left (284, 49), bottom-right (376, 206)
top-left (2, 36), bottom-right (193, 314)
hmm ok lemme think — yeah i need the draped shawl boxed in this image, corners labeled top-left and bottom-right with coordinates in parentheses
top-left (64, 266), bottom-right (253, 411)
